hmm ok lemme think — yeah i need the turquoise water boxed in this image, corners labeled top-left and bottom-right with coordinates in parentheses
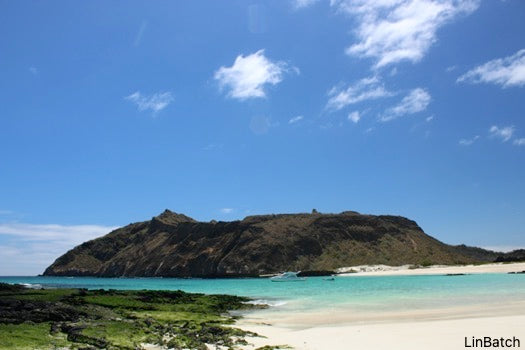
top-left (1, 274), bottom-right (524, 314)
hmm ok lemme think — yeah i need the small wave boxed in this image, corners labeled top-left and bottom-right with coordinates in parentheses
top-left (21, 283), bottom-right (42, 289)
top-left (245, 299), bottom-right (287, 307)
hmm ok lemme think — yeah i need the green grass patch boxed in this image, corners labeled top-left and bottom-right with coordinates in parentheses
top-left (132, 309), bottom-right (225, 323)
top-left (0, 322), bottom-right (71, 350)
top-left (80, 320), bottom-right (151, 348)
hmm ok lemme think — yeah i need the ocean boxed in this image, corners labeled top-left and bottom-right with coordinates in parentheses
top-left (1, 274), bottom-right (524, 317)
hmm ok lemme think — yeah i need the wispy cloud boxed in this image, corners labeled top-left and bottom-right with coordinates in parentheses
top-left (425, 116), bottom-right (434, 122)
top-left (326, 76), bottom-right (391, 111)
top-left (489, 125), bottom-right (515, 142)
top-left (214, 50), bottom-right (294, 100)
top-left (457, 49), bottom-right (525, 88)
top-left (29, 66), bottom-right (38, 75)
top-left (331, 0), bottom-right (479, 68)
top-left (380, 88), bottom-right (431, 122)
top-left (293, 0), bottom-right (320, 9)
top-left (459, 135), bottom-right (479, 146)
top-left (0, 223), bottom-right (117, 275)
top-left (514, 138), bottom-right (525, 146)
top-left (220, 208), bottom-right (234, 214)
top-left (203, 143), bottom-right (223, 151)
top-left (0, 223), bottom-right (117, 244)
top-left (134, 20), bottom-right (148, 47)
top-left (289, 115), bottom-right (304, 124)
top-left (125, 91), bottom-right (174, 113)
top-left (249, 115), bottom-right (279, 134)
top-left (348, 111), bottom-right (361, 123)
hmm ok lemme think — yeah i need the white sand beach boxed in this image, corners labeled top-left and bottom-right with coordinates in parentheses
top-left (336, 261), bottom-right (525, 276)
top-left (240, 315), bottom-right (525, 350)
top-left (239, 263), bottom-right (525, 350)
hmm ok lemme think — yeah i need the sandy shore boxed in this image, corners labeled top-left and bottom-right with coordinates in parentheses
top-left (336, 261), bottom-right (525, 276)
top-left (240, 315), bottom-right (525, 350)
top-left (238, 263), bottom-right (525, 350)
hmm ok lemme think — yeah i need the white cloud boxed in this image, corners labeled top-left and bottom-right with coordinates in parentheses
top-left (514, 138), bottom-right (525, 146)
top-left (331, 0), bottom-right (479, 68)
top-left (348, 111), bottom-right (361, 123)
top-left (293, 0), bottom-right (320, 9)
top-left (0, 223), bottom-right (117, 245)
top-left (489, 125), bottom-right (515, 142)
top-left (125, 91), bottom-right (174, 113)
top-left (289, 115), bottom-right (304, 124)
top-left (459, 135), bottom-right (479, 146)
top-left (381, 88), bottom-right (431, 121)
top-left (425, 115), bottom-right (434, 122)
top-left (327, 76), bottom-right (391, 110)
top-left (214, 50), bottom-right (293, 100)
top-left (457, 49), bottom-right (525, 88)
top-left (220, 208), bottom-right (234, 214)
top-left (0, 223), bottom-right (117, 275)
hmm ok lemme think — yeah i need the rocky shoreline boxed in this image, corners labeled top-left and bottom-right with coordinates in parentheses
top-left (0, 283), bottom-right (270, 350)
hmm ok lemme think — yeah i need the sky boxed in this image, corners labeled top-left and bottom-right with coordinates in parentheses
top-left (1, 0), bottom-right (524, 275)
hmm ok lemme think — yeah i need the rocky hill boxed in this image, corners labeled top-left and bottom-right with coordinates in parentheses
top-left (44, 209), bottom-right (501, 277)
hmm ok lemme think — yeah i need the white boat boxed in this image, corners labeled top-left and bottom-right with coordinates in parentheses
top-left (270, 271), bottom-right (306, 282)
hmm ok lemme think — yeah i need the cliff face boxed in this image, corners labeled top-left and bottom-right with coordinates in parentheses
top-left (44, 210), bottom-right (496, 277)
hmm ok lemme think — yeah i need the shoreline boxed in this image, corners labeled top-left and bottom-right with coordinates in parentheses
top-left (238, 301), bottom-right (525, 350)
top-left (239, 315), bottom-right (525, 350)
top-left (2, 262), bottom-right (523, 280)
top-left (336, 261), bottom-right (525, 276)
top-left (237, 263), bottom-right (525, 350)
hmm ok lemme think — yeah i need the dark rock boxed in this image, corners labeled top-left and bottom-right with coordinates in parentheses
top-left (0, 299), bottom-right (85, 324)
top-left (297, 270), bottom-right (335, 277)
top-left (495, 249), bottom-right (525, 263)
top-left (0, 283), bottom-right (26, 292)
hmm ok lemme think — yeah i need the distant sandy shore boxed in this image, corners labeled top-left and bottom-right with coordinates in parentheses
top-left (336, 261), bottom-right (525, 276)
top-left (239, 262), bottom-right (525, 350)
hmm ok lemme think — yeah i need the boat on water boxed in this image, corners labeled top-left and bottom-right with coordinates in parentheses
top-left (270, 271), bottom-right (306, 282)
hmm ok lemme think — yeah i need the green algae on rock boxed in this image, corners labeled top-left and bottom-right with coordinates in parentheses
top-left (0, 283), bottom-right (264, 350)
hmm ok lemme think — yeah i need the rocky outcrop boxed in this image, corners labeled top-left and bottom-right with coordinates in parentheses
top-left (495, 249), bottom-right (525, 263)
top-left (44, 209), bottom-right (500, 277)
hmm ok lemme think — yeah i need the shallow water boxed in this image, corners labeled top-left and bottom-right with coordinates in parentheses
top-left (1, 274), bottom-right (524, 314)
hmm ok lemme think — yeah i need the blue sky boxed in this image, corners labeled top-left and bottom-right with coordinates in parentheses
top-left (1, 0), bottom-right (524, 275)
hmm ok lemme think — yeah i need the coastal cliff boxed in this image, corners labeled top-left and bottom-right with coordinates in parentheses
top-left (44, 209), bottom-right (498, 277)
